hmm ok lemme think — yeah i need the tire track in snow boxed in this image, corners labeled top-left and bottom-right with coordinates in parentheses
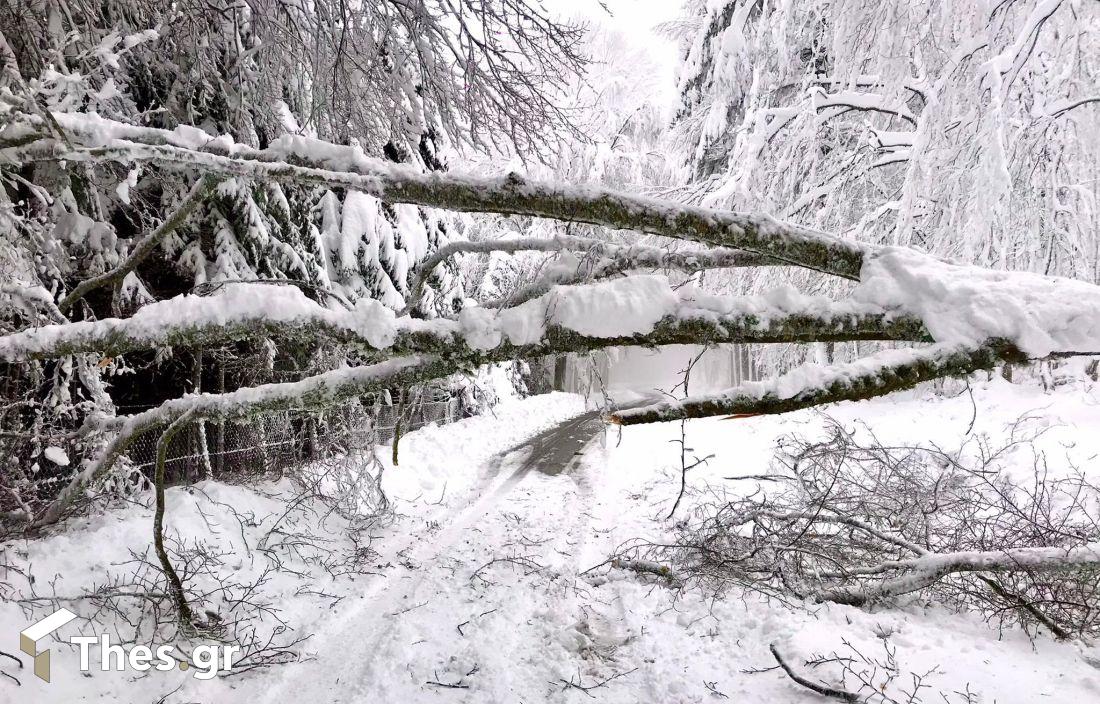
top-left (262, 410), bottom-right (604, 701)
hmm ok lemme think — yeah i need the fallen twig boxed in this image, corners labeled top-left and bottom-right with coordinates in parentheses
top-left (555, 667), bottom-right (638, 698)
top-left (769, 643), bottom-right (860, 702)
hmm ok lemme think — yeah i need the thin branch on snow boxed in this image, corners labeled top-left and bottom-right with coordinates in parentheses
top-left (769, 644), bottom-right (860, 702)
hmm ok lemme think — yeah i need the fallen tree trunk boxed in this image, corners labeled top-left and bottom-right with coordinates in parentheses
top-left (609, 342), bottom-right (1027, 425)
top-left (5, 112), bottom-right (869, 279)
top-left (0, 281), bottom-right (931, 363)
top-left (817, 543), bottom-right (1100, 607)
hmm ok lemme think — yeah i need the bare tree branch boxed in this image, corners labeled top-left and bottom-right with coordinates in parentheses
top-left (769, 643), bottom-right (860, 702)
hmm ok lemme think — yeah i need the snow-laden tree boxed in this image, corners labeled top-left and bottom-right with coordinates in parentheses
top-left (455, 24), bottom-right (694, 309)
top-left (2, 2), bottom-right (1100, 646)
top-left (0, 2), bottom-right (587, 529)
top-left (1, 0), bottom-right (588, 314)
top-left (673, 0), bottom-right (1100, 280)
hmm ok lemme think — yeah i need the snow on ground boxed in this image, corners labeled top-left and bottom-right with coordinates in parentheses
top-left (3, 380), bottom-right (1100, 702)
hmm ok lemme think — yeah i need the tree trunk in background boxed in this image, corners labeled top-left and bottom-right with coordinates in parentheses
top-left (193, 349), bottom-right (212, 481)
top-left (553, 356), bottom-right (568, 391)
top-left (215, 350), bottom-right (226, 475)
top-left (307, 416), bottom-right (319, 460)
top-left (392, 388), bottom-right (405, 466)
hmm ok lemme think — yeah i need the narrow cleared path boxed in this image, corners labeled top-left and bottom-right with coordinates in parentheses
top-left (508, 410), bottom-right (604, 476)
top-left (262, 407), bottom-right (617, 702)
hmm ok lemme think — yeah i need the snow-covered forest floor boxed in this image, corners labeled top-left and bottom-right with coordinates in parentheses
top-left (5, 378), bottom-right (1099, 703)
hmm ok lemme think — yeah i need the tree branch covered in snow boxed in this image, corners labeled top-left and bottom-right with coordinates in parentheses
top-left (609, 343), bottom-right (1027, 425)
top-left (817, 543), bottom-right (1100, 607)
top-left (3, 50), bottom-right (1100, 536)
top-left (0, 279), bottom-right (931, 364)
top-left (3, 112), bottom-right (869, 280)
top-left (34, 355), bottom-right (444, 528)
top-left (404, 235), bottom-right (777, 313)
top-left (57, 176), bottom-right (219, 314)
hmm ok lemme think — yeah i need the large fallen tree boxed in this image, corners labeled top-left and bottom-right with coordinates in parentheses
top-left (2, 110), bottom-right (1100, 529)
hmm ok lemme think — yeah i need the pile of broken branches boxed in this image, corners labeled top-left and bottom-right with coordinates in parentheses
top-left (622, 417), bottom-right (1100, 641)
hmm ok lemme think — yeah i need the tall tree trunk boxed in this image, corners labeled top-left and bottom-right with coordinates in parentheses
top-left (392, 388), bottom-right (406, 466)
top-left (553, 355), bottom-right (568, 391)
top-left (193, 348), bottom-right (212, 481)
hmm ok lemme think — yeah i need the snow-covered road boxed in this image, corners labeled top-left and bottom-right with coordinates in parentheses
top-left (256, 381), bottom-right (1100, 703)
top-left (262, 405), bottom-right (615, 701)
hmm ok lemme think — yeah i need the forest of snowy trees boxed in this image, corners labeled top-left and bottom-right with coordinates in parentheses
top-left (2, 1), bottom-right (1100, 701)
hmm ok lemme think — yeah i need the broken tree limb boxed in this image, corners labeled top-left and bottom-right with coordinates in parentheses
top-left (5, 112), bottom-right (869, 279)
top-left (0, 282), bottom-right (933, 364)
top-left (609, 342), bottom-right (1028, 425)
top-left (612, 558), bottom-right (675, 580)
top-left (483, 244), bottom-right (780, 309)
top-left (27, 307), bottom-right (935, 530)
top-left (769, 643), bottom-right (860, 702)
top-left (32, 355), bottom-right (447, 528)
top-left (816, 542), bottom-right (1100, 607)
top-left (402, 234), bottom-right (777, 313)
top-left (152, 409), bottom-right (196, 628)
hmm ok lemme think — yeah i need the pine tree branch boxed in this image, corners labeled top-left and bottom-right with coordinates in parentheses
top-left (57, 176), bottom-right (220, 314)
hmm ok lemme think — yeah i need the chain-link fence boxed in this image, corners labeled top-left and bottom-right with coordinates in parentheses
top-left (123, 395), bottom-right (462, 483)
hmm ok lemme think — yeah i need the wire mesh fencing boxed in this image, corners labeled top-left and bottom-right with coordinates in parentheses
top-left (123, 396), bottom-right (462, 484)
